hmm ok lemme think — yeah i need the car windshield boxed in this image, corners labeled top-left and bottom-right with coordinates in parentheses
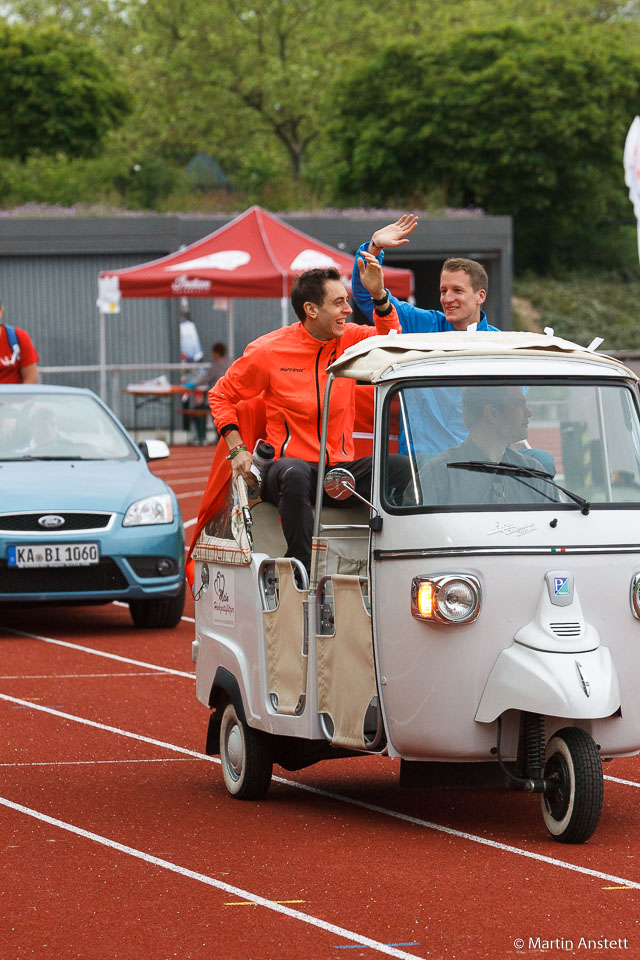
top-left (383, 380), bottom-right (640, 511)
top-left (0, 393), bottom-right (136, 461)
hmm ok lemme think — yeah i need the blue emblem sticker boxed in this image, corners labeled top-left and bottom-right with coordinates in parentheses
top-left (554, 577), bottom-right (570, 596)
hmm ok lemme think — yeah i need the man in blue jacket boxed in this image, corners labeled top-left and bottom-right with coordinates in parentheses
top-left (352, 214), bottom-right (500, 457)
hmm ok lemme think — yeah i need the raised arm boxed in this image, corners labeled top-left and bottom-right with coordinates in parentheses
top-left (369, 214), bottom-right (418, 256)
top-left (351, 213), bottom-right (418, 320)
top-left (356, 249), bottom-right (387, 303)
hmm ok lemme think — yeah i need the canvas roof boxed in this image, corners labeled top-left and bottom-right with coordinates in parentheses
top-left (327, 331), bottom-right (638, 382)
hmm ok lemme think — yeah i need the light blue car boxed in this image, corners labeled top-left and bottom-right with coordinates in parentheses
top-left (0, 385), bottom-right (185, 628)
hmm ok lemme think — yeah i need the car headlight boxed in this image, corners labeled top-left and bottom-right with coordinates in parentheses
top-left (123, 493), bottom-right (173, 526)
top-left (630, 574), bottom-right (640, 619)
top-left (411, 575), bottom-right (480, 624)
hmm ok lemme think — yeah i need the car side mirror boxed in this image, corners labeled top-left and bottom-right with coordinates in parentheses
top-left (139, 438), bottom-right (170, 461)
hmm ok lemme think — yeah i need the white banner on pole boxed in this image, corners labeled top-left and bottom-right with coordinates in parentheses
top-left (624, 116), bottom-right (640, 260)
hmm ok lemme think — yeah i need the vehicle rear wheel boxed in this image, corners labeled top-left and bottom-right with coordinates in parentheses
top-left (541, 727), bottom-right (603, 843)
top-left (128, 581), bottom-right (185, 628)
top-left (219, 702), bottom-right (273, 800)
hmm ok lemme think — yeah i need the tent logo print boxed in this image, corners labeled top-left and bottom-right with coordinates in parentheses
top-left (167, 250), bottom-right (251, 272)
top-left (554, 577), bottom-right (570, 596)
top-left (290, 249), bottom-right (338, 271)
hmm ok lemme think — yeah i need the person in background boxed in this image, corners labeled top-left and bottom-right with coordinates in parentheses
top-left (0, 298), bottom-right (39, 384)
top-left (352, 214), bottom-right (499, 459)
top-left (190, 342), bottom-right (231, 445)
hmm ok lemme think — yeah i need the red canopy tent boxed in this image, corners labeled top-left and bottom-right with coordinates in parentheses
top-left (99, 204), bottom-right (414, 305)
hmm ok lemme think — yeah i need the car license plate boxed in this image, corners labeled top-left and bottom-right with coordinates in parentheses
top-left (7, 543), bottom-right (100, 568)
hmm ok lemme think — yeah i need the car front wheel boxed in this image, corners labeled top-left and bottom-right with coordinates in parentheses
top-left (128, 581), bottom-right (185, 628)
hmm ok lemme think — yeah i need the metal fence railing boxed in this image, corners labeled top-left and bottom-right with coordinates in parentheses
top-left (38, 362), bottom-right (206, 435)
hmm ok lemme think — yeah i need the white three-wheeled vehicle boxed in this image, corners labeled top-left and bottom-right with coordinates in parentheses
top-left (191, 332), bottom-right (640, 843)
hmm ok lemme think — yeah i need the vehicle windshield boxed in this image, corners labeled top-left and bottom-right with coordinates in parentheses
top-left (383, 380), bottom-right (640, 511)
top-left (0, 393), bottom-right (137, 461)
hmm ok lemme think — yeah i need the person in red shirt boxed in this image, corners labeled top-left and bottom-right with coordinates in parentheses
top-left (0, 299), bottom-right (39, 384)
top-left (210, 257), bottom-right (410, 574)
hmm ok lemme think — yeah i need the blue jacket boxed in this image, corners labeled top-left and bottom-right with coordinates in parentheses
top-left (352, 242), bottom-right (500, 456)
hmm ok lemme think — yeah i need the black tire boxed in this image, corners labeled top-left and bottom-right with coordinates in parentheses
top-left (541, 727), bottom-right (603, 844)
top-left (219, 702), bottom-right (273, 800)
top-left (129, 581), bottom-right (186, 629)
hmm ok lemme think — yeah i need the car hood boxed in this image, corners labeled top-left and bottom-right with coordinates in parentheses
top-left (0, 459), bottom-right (171, 515)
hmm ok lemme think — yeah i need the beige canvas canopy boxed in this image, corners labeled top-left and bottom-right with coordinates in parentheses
top-left (328, 331), bottom-right (637, 383)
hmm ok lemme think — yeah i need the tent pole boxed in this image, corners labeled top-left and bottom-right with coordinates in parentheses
top-left (228, 300), bottom-right (234, 358)
top-left (99, 309), bottom-right (107, 401)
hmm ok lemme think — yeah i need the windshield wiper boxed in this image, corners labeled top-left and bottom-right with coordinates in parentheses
top-left (447, 460), bottom-right (590, 515)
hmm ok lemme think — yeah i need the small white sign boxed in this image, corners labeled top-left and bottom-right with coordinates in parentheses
top-left (211, 567), bottom-right (235, 626)
top-left (97, 275), bottom-right (121, 314)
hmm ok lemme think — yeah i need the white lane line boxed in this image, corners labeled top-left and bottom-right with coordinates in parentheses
top-left (0, 758), bottom-right (198, 767)
top-left (176, 490), bottom-right (207, 499)
top-left (112, 601), bottom-right (195, 623)
top-left (603, 775), bottom-right (640, 788)
top-left (183, 518), bottom-right (198, 529)
top-left (0, 628), bottom-right (195, 680)
top-left (1, 693), bottom-right (639, 891)
top-left (0, 672), bottom-right (169, 680)
top-left (0, 693), bottom-right (212, 758)
top-left (0, 796), bottom-right (424, 960)
top-left (287, 780), bottom-right (640, 890)
top-left (110, 600), bottom-right (195, 624)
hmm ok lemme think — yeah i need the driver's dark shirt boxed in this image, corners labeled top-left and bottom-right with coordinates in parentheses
top-left (411, 437), bottom-right (557, 506)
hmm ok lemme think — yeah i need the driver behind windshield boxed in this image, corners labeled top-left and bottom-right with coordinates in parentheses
top-left (410, 385), bottom-right (557, 506)
top-left (16, 402), bottom-right (67, 453)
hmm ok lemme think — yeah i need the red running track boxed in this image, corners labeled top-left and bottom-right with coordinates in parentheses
top-left (1, 445), bottom-right (640, 960)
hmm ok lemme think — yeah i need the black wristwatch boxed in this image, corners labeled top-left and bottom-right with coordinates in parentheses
top-left (372, 290), bottom-right (389, 306)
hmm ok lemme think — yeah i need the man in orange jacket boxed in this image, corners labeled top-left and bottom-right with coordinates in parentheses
top-left (209, 256), bottom-right (409, 573)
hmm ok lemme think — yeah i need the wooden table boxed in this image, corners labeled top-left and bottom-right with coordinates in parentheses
top-left (123, 385), bottom-right (207, 444)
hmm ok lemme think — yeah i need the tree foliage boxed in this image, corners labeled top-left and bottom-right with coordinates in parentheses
top-left (2, 0), bottom-right (640, 256)
top-left (0, 22), bottom-right (131, 161)
top-left (330, 19), bottom-right (640, 269)
top-left (107, 0), bottom-right (405, 195)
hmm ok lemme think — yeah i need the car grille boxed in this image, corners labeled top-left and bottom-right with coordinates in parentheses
top-left (0, 559), bottom-right (128, 594)
top-left (0, 512), bottom-right (113, 532)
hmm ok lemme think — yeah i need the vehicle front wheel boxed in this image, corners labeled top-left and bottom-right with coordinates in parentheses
top-left (219, 702), bottom-right (273, 800)
top-left (128, 581), bottom-right (185, 629)
top-left (541, 727), bottom-right (603, 844)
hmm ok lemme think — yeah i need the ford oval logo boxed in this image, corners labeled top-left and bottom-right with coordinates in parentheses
top-left (38, 515), bottom-right (66, 528)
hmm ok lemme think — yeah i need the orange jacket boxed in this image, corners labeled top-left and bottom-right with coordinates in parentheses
top-left (210, 310), bottom-right (400, 464)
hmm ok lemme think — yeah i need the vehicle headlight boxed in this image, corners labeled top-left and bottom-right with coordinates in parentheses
top-left (411, 575), bottom-right (480, 625)
top-left (123, 493), bottom-right (173, 526)
top-left (630, 574), bottom-right (640, 619)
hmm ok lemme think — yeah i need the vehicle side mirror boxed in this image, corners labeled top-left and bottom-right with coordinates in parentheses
top-left (139, 438), bottom-right (170, 461)
top-left (324, 467), bottom-right (356, 500)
